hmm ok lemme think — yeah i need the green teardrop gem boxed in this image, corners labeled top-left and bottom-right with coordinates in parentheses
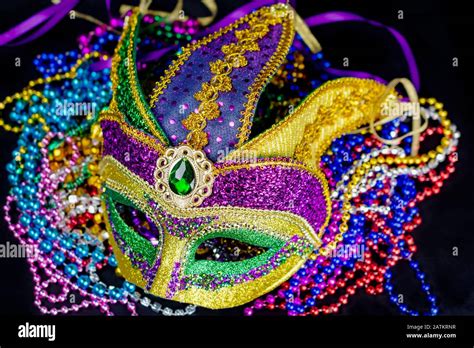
top-left (169, 158), bottom-right (196, 196)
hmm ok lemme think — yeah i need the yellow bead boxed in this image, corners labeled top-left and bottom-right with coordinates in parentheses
top-left (87, 176), bottom-right (100, 186)
top-left (428, 98), bottom-right (436, 105)
top-left (441, 119), bottom-right (451, 128)
top-left (115, 267), bottom-right (123, 278)
top-left (81, 138), bottom-right (91, 148)
top-left (434, 102), bottom-right (443, 110)
top-left (88, 163), bottom-right (99, 174)
top-left (53, 149), bottom-right (63, 160)
top-left (93, 214), bottom-right (103, 224)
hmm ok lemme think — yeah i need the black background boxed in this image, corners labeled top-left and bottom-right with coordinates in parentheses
top-left (0, 0), bottom-right (473, 318)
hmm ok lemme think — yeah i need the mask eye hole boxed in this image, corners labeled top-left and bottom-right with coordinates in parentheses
top-left (115, 201), bottom-right (162, 246)
top-left (195, 237), bottom-right (267, 262)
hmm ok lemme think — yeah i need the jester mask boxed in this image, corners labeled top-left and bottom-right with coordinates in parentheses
top-left (100, 4), bottom-right (412, 309)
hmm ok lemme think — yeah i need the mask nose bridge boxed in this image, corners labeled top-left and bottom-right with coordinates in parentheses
top-left (149, 227), bottom-right (189, 299)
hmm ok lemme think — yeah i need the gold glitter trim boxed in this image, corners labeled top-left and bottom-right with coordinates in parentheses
top-left (228, 78), bottom-right (396, 168)
top-left (173, 255), bottom-right (305, 309)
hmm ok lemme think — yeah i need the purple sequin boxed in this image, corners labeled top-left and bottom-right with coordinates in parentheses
top-left (151, 22), bottom-right (285, 161)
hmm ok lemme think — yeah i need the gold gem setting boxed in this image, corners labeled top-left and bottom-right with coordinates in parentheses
top-left (154, 145), bottom-right (215, 208)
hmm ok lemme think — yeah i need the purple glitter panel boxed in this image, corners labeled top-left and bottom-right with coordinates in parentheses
top-left (202, 160), bottom-right (329, 234)
top-left (101, 120), bottom-right (159, 185)
top-left (151, 22), bottom-right (284, 161)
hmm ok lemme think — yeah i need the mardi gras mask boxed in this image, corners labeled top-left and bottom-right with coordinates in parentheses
top-left (99, 4), bottom-right (412, 309)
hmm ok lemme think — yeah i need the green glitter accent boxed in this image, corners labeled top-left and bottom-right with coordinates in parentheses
top-left (183, 236), bottom-right (313, 290)
top-left (184, 229), bottom-right (286, 276)
top-left (115, 15), bottom-right (169, 143)
top-left (105, 189), bottom-right (156, 266)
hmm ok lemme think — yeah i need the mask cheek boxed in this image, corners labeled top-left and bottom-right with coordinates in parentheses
top-left (104, 191), bottom-right (163, 284)
top-left (172, 228), bottom-right (314, 309)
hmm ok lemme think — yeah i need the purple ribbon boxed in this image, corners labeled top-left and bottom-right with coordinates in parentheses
top-left (306, 11), bottom-right (420, 90)
top-left (0, 0), bottom-right (419, 91)
top-left (139, 3), bottom-right (419, 91)
top-left (0, 0), bottom-right (80, 46)
top-left (105, 0), bottom-right (113, 21)
top-left (140, 46), bottom-right (176, 63)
